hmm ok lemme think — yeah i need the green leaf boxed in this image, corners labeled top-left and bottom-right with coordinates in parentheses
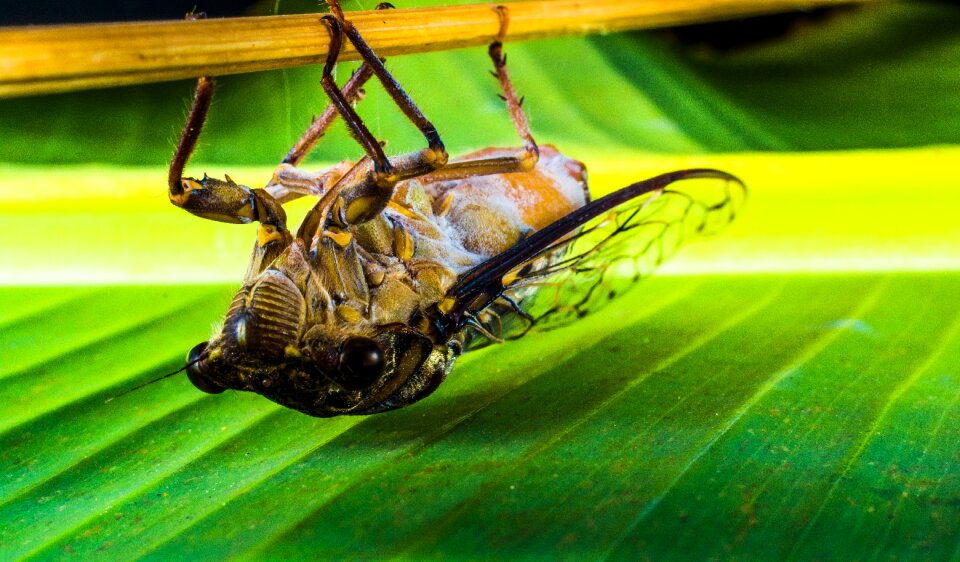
top-left (3, 271), bottom-right (960, 559)
top-left (2, 2), bottom-right (960, 560)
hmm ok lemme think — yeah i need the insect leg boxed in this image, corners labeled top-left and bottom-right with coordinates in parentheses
top-left (267, 161), bottom-right (352, 205)
top-left (326, 0), bottom-right (446, 160)
top-left (421, 5), bottom-right (540, 182)
top-left (265, 3), bottom-right (398, 204)
top-left (167, 10), bottom-right (211, 197)
top-left (164, 11), bottom-right (294, 278)
top-left (168, 77), bottom-right (292, 262)
top-left (264, 65), bottom-right (373, 205)
top-left (308, 10), bottom-right (447, 228)
top-left (276, 64), bottom-right (374, 171)
top-left (274, 2), bottom-right (396, 172)
top-left (167, 75), bottom-right (212, 199)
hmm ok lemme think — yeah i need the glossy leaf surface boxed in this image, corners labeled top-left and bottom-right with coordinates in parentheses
top-left (1, 2), bottom-right (959, 560)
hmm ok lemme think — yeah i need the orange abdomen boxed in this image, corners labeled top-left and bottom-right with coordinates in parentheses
top-left (422, 146), bottom-right (588, 256)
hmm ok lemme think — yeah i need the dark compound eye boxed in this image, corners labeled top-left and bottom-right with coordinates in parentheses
top-left (336, 337), bottom-right (385, 390)
top-left (186, 341), bottom-right (226, 395)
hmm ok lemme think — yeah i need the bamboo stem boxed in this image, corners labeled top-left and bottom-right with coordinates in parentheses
top-left (0, 0), bottom-right (877, 98)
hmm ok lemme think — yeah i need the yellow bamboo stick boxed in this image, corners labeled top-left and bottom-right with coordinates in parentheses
top-left (0, 0), bottom-right (877, 98)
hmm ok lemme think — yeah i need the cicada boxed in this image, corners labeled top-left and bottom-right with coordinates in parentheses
top-left (165, 2), bottom-right (744, 417)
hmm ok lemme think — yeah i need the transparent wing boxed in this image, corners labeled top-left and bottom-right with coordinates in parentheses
top-left (435, 169), bottom-right (745, 350)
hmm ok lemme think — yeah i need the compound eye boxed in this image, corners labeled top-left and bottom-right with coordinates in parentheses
top-left (186, 341), bottom-right (226, 395)
top-left (337, 337), bottom-right (385, 390)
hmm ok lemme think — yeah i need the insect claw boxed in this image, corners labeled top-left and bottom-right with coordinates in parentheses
top-left (519, 95), bottom-right (526, 107)
top-left (497, 94), bottom-right (507, 102)
top-left (489, 70), bottom-right (498, 78)
top-left (465, 315), bottom-right (504, 344)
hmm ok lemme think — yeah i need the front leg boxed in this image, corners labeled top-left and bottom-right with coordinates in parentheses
top-left (266, 161), bottom-right (353, 205)
top-left (168, 76), bottom-right (292, 269)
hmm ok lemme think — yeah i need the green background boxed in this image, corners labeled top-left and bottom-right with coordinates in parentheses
top-left (1, 2), bottom-right (959, 559)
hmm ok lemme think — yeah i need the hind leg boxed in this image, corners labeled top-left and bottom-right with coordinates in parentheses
top-left (421, 5), bottom-right (540, 182)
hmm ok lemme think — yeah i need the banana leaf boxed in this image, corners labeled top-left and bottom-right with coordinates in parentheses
top-left (1, 2), bottom-right (959, 560)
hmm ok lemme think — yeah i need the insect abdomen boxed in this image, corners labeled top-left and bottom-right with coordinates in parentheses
top-left (421, 146), bottom-right (588, 257)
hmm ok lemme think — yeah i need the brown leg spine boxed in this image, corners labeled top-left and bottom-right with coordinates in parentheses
top-left (168, 76), bottom-right (214, 196)
top-left (489, 5), bottom-right (538, 162)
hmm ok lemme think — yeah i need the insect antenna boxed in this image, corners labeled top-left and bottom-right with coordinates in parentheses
top-left (104, 354), bottom-right (206, 403)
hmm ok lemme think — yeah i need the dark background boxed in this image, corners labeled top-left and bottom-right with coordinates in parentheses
top-left (0, 0), bottom-right (267, 24)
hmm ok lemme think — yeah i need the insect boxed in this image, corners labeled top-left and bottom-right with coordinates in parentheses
top-left (165, 2), bottom-right (744, 417)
